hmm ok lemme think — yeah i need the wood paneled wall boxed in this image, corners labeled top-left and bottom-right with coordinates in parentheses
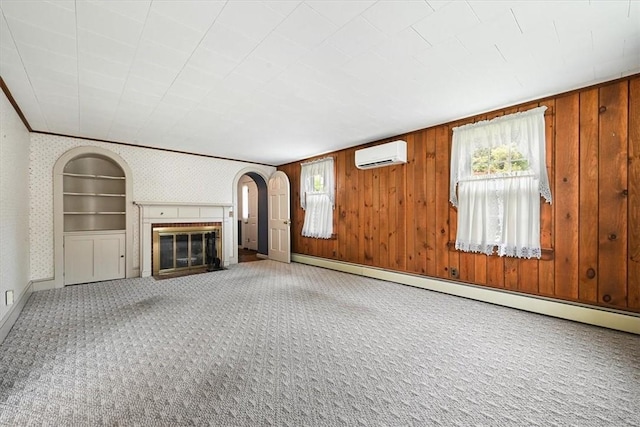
top-left (278, 75), bottom-right (640, 313)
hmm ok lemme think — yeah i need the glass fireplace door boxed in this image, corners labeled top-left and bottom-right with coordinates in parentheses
top-left (152, 225), bottom-right (222, 276)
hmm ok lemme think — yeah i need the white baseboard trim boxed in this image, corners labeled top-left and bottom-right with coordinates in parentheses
top-left (292, 254), bottom-right (640, 335)
top-left (0, 281), bottom-right (34, 344)
top-left (32, 277), bottom-right (56, 291)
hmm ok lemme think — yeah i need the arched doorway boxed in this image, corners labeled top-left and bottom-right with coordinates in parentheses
top-left (232, 169), bottom-right (268, 264)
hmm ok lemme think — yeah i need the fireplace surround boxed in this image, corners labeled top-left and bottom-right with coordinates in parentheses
top-left (135, 202), bottom-right (233, 278)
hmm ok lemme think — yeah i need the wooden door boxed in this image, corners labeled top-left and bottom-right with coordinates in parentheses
top-left (268, 171), bottom-right (291, 263)
top-left (243, 179), bottom-right (258, 250)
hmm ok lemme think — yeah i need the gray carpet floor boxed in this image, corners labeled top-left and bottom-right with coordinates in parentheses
top-left (0, 260), bottom-right (638, 426)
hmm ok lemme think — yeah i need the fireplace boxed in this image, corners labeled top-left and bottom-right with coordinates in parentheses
top-left (152, 224), bottom-right (222, 276)
top-left (135, 202), bottom-right (232, 278)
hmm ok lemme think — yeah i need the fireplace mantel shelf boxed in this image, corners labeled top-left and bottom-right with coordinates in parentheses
top-left (134, 201), bottom-right (232, 207)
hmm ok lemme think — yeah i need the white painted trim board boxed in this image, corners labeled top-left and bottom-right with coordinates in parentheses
top-left (292, 254), bottom-right (640, 335)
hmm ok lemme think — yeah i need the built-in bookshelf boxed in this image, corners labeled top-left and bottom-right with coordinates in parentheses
top-left (63, 156), bottom-right (126, 232)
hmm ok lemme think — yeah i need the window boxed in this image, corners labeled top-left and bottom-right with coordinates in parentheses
top-left (300, 157), bottom-right (334, 239)
top-left (241, 185), bottom-right (249, 222)
top-left (471, 144), bottom-right (529, 175)
top-left (450, 107), bottom-right (551, 259)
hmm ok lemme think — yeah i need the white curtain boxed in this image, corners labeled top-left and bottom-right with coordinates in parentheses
top-left (450, 107), bottom-right (551, 259)
top-left (300, 157), bottom-right (334, 239)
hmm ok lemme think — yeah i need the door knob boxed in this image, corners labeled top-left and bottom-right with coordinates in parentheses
top-left (284, 220), bottom-right (291, 225)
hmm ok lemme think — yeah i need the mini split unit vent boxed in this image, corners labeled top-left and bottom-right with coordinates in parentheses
top-left (355, 140), bottom-right (407, 170)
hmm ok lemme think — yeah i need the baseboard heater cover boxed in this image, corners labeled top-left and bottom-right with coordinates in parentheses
top-left (291, 254), bottom-right (640, 335)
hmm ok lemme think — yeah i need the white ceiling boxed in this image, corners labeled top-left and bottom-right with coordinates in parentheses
top-left (1, 1), bottom-right (638, 166)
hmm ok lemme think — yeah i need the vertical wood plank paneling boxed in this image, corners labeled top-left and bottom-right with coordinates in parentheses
top-left (336, 151), bottom-right (347, 259)
top-left (598, 82), bottom-right (628, 307)
top-left (435, 125), bottom-right (450, 279)
top-left (578, 88), bottom-right (599, 303)
top-left (414, 131), bottom-right (428, 274)
top-left (516, 104), bottom-right (543, 294)
top-left (395, 158), bottom-right (407, 271)
top-left (504, 258), bottom-right (519, 290)
top-left (280, 75), bottom-right (639, 314)
top-left (363, 168), bottom-right (374, 265)
top-left (372, 168), bottom-right (381, 265)
top-left (554, 93), bottom-right (580, 299)
top-left (387, 153), bottom-right (406, 270)
top-left (405, 134), bottom-right (417, 272)
top-left (629, 77), bottom-right (640, 309)
top-left (346, 150), bottom-right (360, 263)
top-left (425, 129), bottom-right (437, 276)
top-left (538, 100), bottom-right (555, 296)
top-left (378, 166), bottom-right (389, 269)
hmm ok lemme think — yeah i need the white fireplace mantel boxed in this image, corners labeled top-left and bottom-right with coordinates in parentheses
top-left (135, 201), bottom-right (233, 277)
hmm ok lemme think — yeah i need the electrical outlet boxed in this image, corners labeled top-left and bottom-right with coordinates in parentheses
top-left (450, 268), bottom-right (459, 279)
top-left (5, 290), bottom-right (14, 305)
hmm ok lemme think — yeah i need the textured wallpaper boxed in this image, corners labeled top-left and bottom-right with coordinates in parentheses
top-left (0, 91), bottom-right (31, 320)
top-left (29, 134), bottom-right (275, 280)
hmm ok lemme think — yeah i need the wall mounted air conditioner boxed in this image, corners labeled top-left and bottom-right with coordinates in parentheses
top-left (355, 140), bottom-right (407, 170)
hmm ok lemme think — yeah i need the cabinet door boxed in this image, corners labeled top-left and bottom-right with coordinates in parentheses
top-left (64, 236), bottom-right (95, 285)
top-left (95, 234), bottom-right (125, 281)
top-left (64, 233), bottom-right (125, 285)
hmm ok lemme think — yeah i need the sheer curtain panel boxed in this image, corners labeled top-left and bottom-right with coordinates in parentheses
top-left (450, 107), bottom-right (551, 259)
top-left (300, 157), bottom-right (334, 239)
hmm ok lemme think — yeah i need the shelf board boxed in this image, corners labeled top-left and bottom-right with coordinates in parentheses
top-left (64, 192), bottom-right (125, 197)
top-left (63, 172), bottom-right (125, 180)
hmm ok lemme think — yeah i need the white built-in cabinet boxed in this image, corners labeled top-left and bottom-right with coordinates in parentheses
top-left (63, 155), bottom-right (126, 285)
top-left (64, 232), bottom-right (125, 285)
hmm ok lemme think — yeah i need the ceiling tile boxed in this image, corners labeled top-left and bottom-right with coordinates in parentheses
top-left (263, 1), bottom-right (303, 17)
top-left (306, 0), bottom-right (376, 28)
top-left (76, 0), bottom-right (145, 46)
top-left (363, 0), bottom-right (433, 35)
top-left (374, 27), bottom-right (432, 62)
top-left (413, 37), bottom-right (469, 69)
top-left (141, 10), bottom-right (206, 53)
top-left (231, 54), bottom-right (285, 85)
top-left (216, 1), bottom-right (286, 42)
top-left (174, 65), bottom-right (224, 91)
top-left (296, 42), bottom-right (352, 71)
top-left (78, 50), bottom-right (130, 79)
top-left (187, 46), bottom-right (240, 79)
top-left (252, 32), bottom-right (310, 69)
top-left (411, 1), bottom-right (480, 46)
top-left (150, 0), bottom-right (223, 33)
top-left (466, 1), bottom-right (512, 23)
top-left (79, 68), bottom-right (126, 93)
top-left (511, 1), bottom-right (589, 35)
top-left (128, 59), bottom-right (180, 85)
top-left (0, 0), bottom-right (76, 38)
top-left (16, 42), bottom-right (77, 76)
top-left (120, 76), bottom-right (169, 102)
top-left (135, 38), bottom-right (192, 71)
top-left (4, 16), bottom-right (76, 58)
top-left (275, 3), bottom-right (338, 49)
top-left (85, 0), bottom-right (151, 23)
top-left (200, 23), bottom-right (259, 63)
top-left (77, 28), bottom-right (137, 65)
top-left (456, 10), bottom-right (521, 54)
top-left (328, 16), bottom-right (388, 56)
